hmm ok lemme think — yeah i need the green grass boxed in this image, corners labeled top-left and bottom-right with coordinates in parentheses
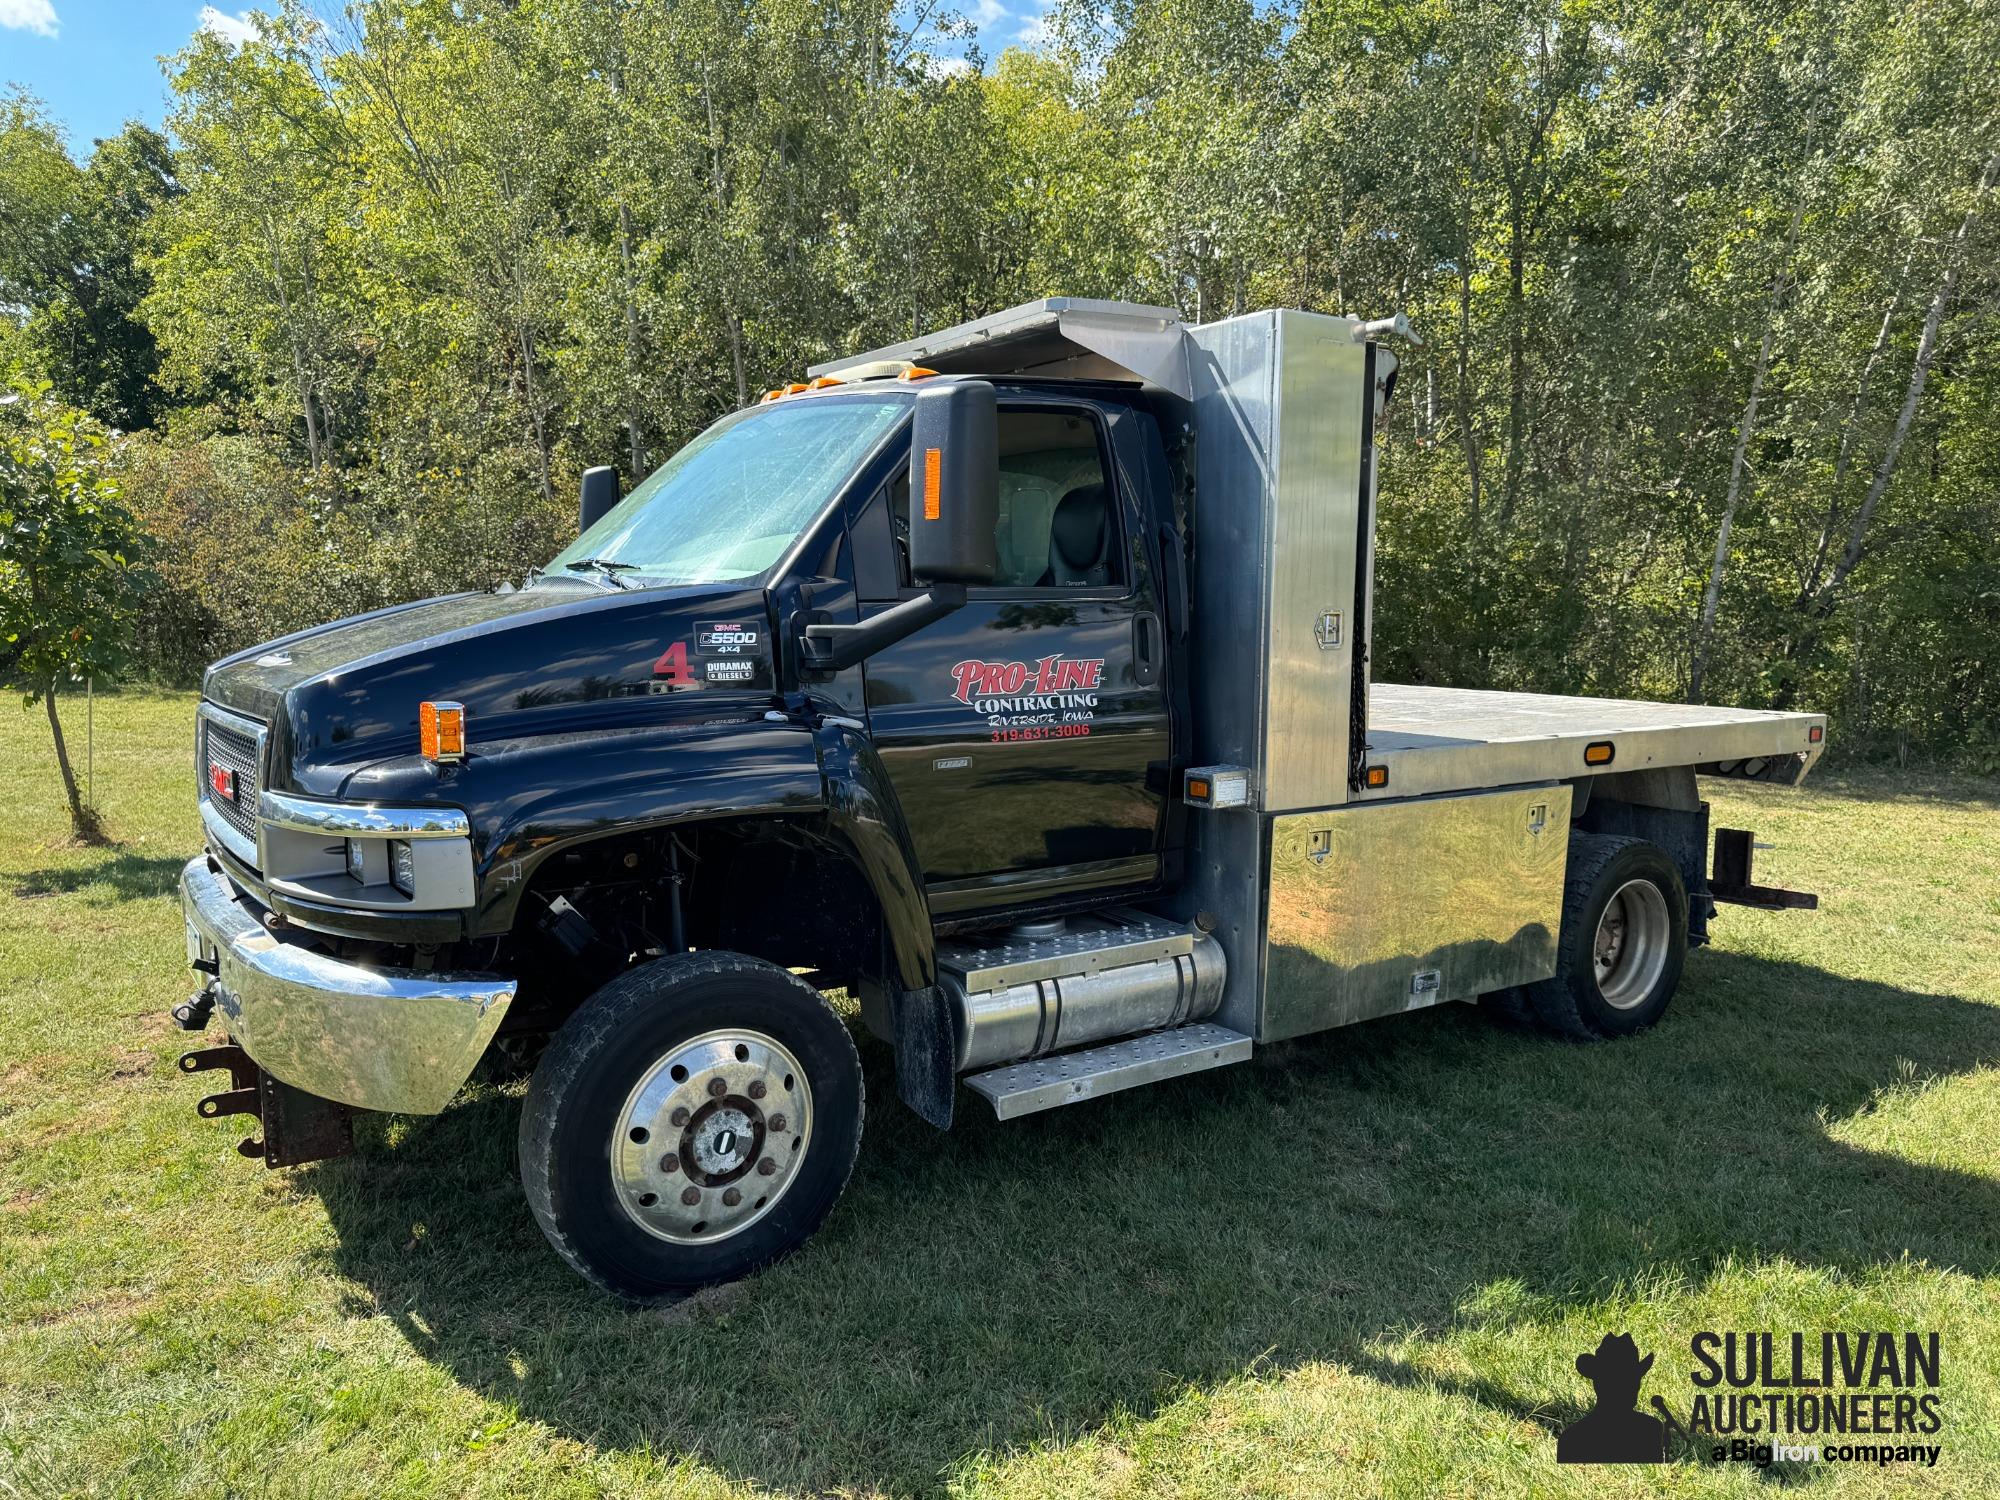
top-left (3, 688), bottom-right (1999, 1498)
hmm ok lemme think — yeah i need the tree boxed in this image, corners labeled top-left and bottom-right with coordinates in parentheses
top-left (0, 379), bottom-right (155, 839)
top-left (0, 97), bottom-right (179, 429)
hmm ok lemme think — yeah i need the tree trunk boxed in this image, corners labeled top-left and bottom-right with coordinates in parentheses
top-left (618, 200), bottom-right (647, 475)
top-left (1787, 150), bottom-right (1999, 677)
top-left (44, 683), bottom-right (91, 838)
top-left (1688, 189), bottom-right (1806, 702)
top-left (1796, 249), bottom-right (1913, 609)
top-left (1822, 154), bottom-right (1998, 601)
top-left (1502, 194), bottom-right (1526, 526)
top-left (1455, 257), bottom-right (1483, 525)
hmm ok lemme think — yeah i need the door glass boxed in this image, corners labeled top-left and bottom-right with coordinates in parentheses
top-left (883, 407), bottom-right (1117, 590)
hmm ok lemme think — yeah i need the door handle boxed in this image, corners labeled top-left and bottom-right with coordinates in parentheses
top-left (1133, 611), bottom-right (1161, 687)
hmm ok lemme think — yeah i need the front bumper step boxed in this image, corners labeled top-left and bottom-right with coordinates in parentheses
top-left (179, 1042), bottom-right (355, 1167)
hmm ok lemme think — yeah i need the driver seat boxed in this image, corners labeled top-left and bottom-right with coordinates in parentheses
top-left (1040, 484), bottom-right (1110, 587)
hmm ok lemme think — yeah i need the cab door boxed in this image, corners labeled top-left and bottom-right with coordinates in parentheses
top-left (851, 398), bottom-right (1172, 912)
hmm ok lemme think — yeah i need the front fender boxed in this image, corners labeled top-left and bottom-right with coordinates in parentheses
top-left (451, 718), bottom-right (826, 936)
top-left (815, 719), bottom-right (935, 992)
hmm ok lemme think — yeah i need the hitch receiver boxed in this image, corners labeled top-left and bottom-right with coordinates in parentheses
top-left (179, 1044), bottom-right (356, 1168)
top-left (1710, 827), bottom-right (1818, 911)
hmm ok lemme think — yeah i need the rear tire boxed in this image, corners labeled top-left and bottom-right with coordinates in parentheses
top-left (1526, 834), bottom-right (1687, 1040)
top-left (518, 952), bottom-right (864, 1302)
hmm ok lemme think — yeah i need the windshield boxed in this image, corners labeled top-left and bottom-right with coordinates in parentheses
top-left (548, 395), bottom-right (907, 584)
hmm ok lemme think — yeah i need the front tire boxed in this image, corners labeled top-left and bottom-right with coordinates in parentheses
top-left (518, 952), bottom-right (864, 1302)
top-left (1526, 834), bottom-right (1688, 1040)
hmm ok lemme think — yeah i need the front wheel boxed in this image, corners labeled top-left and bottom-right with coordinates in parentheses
top-left (518, 952), bottom-right (864, 1302)
top-left (1526, 833), bottom-right (1688, 1040)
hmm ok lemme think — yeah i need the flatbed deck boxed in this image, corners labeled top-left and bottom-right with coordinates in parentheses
top-left (1360, 684), bottom-right (1827, 800)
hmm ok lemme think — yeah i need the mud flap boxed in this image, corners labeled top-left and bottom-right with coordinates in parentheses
top-left (891, 985), bottom-right (958, 1130)
top-left (180, 1044), bottom-right (356, 1167)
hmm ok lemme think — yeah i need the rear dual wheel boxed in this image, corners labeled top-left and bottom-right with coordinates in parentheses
top-left (519, 952), bottom-right (863, 1302)
top-left (1525, 833), bottom-right (1688, 1039)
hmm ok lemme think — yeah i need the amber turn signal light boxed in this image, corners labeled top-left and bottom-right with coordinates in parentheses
top-left (420, 701), bottom-right (466, 762)
top-left (1363, 765), bottom-right (1389, 789)
top-left (1583, 741), bottom-right (1615, 766)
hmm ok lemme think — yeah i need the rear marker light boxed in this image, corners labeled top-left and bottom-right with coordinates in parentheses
top-left (420, 701), bottom-right (466, 763)
top-left (1184, 765), bottom-right (1251, 809)
top-left (1584, 741), bottom-right (1615, 766)
top-left (1809, 725), bottom-right (1824, 744)
top-left (1364, 765), bottom-right (1389, 789)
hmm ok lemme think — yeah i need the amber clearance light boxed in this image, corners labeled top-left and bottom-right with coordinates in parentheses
top-left (420, 701), bottom-right (466, 763)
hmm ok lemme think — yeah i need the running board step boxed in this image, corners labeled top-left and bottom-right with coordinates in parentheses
top-left (964, 1022), bottom-right (1252, 1121)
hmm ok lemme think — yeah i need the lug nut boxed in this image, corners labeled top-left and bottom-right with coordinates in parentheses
top-left (722, 1187), bottom-right (742, 1207)
top-left (748, 1079), bottom-right (767, 1100)
top-left (757, 1157), bottom-right (777, 1177)
top-left (707, 1077), bottom-right (727, 1099)
top-left (768, 1114), bottom-right (786, 1133)
top-left (669, 1107), bottom-right (689, 1127)
top-left (659, 1154), bottom-right (679, 1174)
top-left (680, 1186), bottom-right (701, 1206)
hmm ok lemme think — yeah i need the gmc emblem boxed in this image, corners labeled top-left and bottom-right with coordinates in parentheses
top-left (208, 761), bottom-right (236, 801)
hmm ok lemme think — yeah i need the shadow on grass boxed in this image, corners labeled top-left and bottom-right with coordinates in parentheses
top-left (305, 952), bottom-right (2000, 1493)
top-left (13, 851), bottom-right (185, 904)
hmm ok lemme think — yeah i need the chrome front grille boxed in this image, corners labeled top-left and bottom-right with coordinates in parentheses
top-left (198, 705), bottom-right (265, 851)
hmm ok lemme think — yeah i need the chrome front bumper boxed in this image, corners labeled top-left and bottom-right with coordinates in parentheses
top-left (179, 855), bottom-right (515, 1115)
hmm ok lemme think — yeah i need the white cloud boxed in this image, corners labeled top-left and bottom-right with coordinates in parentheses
top-left (0, 0), bottom-right (59, 39)
top-left (1016, 12), bottom-right (1051, 46)
top-left (968, 0), bottom-right (1008, 23)
top-left (915, 54), bottom-right (975, 80)
top-left (196, 5), bottom-right (257, 48)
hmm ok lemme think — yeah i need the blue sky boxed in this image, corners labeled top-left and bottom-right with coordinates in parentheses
top-left (0, 1), bottom-right (1049, 155)
top-left (0, 2), bottom-right (257, 149)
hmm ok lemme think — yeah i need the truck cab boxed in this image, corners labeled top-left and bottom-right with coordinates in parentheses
top-left (174, 300), bottom-right (1826, 1301)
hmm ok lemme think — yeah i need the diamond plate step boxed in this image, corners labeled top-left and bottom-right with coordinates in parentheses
top-left (935, 907), bottom-right (1193, 994)
top-left (964, 1022), bottom-right (1252, 1120)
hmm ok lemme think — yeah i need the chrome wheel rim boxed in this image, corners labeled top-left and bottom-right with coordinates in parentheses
top-left (611, 1028), bottom-right (814, 1245)
top-left (1593, 878), bottom-right (1671, 1010)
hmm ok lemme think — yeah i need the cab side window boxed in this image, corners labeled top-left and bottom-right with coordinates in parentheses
top-left (871, 406), bottom-right (1119, 595)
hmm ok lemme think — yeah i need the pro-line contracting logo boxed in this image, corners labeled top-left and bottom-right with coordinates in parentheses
top-left (949, 654), bottom-right (1103, 742)
top-left (1555, 1330), bottom-right (1945, 1470)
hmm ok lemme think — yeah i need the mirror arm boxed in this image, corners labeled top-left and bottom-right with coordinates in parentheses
top-left (800, 583), bottom-right (967, 674)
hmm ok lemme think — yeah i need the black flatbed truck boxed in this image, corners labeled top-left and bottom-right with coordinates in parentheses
top-left (175, 300), bottom-right (1824, 1299)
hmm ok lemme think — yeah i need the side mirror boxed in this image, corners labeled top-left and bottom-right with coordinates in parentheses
top-left (579, 465), bottom-right (620, 534)
top-left (907, 382), bottom-right (998, 586)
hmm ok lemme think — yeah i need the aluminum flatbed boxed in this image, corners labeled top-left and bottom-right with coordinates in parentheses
top-left (1359, 684), bottom-right (1827, 800)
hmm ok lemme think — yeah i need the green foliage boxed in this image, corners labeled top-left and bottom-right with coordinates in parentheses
top-left (7, 0), bottom-right (1996, 762)
top-left (0, 377), bottom-right (155, 836)
top-left (0, 96), bottom-right (178, 429)
top-left (0, 378), bottom-right (153, 699)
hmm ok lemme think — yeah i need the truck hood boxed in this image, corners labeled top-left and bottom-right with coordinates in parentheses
top-left (202, 581), bottom-right (782, 790)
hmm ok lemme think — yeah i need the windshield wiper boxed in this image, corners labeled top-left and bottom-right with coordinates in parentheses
top-left (562, 558), bottom-right (640, 590)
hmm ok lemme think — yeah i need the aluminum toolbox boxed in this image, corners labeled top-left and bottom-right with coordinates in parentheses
top-left (1262, 785), bottom-right (1571, 1039)
top-left (1183, 309), bottom-right (1387, 813)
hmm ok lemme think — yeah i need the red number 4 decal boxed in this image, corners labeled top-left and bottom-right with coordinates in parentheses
top-left (652, 640), bottom-right (694, 684)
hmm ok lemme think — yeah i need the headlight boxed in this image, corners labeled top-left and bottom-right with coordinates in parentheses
top-left (389, 839), bottom-right (416, 897)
